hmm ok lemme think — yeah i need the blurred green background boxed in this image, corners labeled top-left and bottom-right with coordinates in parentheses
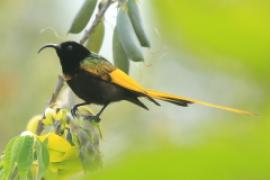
top-left (0, 0), bottom-right (269, 179)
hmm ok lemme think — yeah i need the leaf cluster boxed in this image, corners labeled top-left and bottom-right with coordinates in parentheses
top-left (0, 106), bottom-right (102, 179)
top-left (0, 134), bottom-right (49, 180)
top-left (68, 0), bottom-right (151, 73)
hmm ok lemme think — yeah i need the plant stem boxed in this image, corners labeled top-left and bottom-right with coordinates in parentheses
top-left (47, 75), bottom-right (65, 107)
top-left (80, 0), bottom-right (114, 45)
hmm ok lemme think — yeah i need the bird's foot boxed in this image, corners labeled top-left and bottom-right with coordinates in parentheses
top-left (71, 104), bottom-right (101, 122)
top-left (71, 106), bottom-right (78, 118)
top-left (82, 115), bottom-right (101, 123)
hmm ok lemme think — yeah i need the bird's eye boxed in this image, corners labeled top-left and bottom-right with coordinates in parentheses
top-left (66, 45), bottom-right (73, 51)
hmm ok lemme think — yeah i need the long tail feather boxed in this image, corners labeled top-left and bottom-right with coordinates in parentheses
top-left (146, 89), bottom-right (254, 116)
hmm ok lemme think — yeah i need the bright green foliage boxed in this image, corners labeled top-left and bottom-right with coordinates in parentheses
top-left (88, 143), bottom-right (270, 179)
top-left (152, 0), bottom-right (270, 82)
top-left (35, 140), bottom-right (49, 180)
top-left (0, 134), bottom-right (49, 180)
top-left (0, 136), bottom-right (19, 179)
top-left (16, 135), bottom-right (34, 177)
top-left (69, 0), bottom-right (98, 33)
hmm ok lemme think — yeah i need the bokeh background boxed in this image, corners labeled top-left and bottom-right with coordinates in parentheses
top-left (0, 0), bottom-right (269, 179)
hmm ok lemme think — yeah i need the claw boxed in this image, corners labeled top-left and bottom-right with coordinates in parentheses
top-left (83, 115), bottom-right (101, 123)
top-left (71, 106), bottom-right (78, 117)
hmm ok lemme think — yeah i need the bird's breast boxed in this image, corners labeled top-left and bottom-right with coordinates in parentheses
top-left (65, 71), bottom-right (127, 104)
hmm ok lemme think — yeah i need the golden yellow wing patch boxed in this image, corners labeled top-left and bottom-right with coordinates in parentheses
top-left (109, 69), bottom-right (148, 94)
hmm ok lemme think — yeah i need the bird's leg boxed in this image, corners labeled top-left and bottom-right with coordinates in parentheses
top-left (95, 103), bottom-right (109, 121)
top-left (84, 103), bottom-right (109, 122)
top-left (71, 102), bottom-right (90, 117)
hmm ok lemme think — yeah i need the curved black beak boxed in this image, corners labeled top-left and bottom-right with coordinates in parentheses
top-left (38, 44), bottom-right (59, 54)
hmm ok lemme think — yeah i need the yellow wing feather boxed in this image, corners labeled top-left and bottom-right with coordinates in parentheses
top-left (109, 69), bottom-right (148, 94)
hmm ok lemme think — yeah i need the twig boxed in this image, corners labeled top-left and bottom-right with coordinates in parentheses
top-left (80, 0), bottom-right (114, 44)
top-left (36, 76), bottom-right (64, 135)
top-left (47, 75), bottom-right (65, 107)
top-left (36, 0), bottom-right (114, 135)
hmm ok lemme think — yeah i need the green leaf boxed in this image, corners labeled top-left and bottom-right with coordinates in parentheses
top-left (86, 20), bottom-right (105, 53)
top-left (69, 0), bottom-right (98, 34)
top-left (116, 7), bottom-right (144, 62)
top-left (1, 136), bottom-right (19, 179)
top-left (113, 27), bottom-right (129, 73)
top-left (35, 140), bottom-right (49, 180)
top-left (16, 136), bottom-right (34, 177)
top-left (127, 0), bottom-right (150, 47)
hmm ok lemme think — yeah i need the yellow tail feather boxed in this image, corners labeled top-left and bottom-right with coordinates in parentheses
top-left (147, 89), bottom-right (254, 116)
top-left (109, 69), bottom-right (253, 115)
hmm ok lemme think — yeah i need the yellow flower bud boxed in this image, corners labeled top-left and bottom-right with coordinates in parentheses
top-left (26, 115), bottom-right (42, 133)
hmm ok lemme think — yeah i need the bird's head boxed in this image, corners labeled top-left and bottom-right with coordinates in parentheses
top-left (38, 41), bottom-right (90, 74)
top-left (39, 41), bottom-right (90, 62)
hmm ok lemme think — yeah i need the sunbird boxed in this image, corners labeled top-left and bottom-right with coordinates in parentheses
top-left (38, 41), bottom-right (253, 121)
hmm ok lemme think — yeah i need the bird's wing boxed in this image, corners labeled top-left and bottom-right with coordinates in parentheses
top-left (109, 69), bottom-right (148, 94)
top-left (80, 54), bottom-right (148, 94)
top-left (80, 54), bottom-right (115, 80)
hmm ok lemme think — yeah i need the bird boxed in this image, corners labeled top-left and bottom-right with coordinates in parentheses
top-left (38, 41), bottom-right (253, 121)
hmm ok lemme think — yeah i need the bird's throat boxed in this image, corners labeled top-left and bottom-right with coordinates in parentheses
top-left (59, 58), bottom-right (80, 76)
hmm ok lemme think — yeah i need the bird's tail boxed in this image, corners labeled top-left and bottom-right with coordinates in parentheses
top-left (146, 89), bottom-right (254, 116)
